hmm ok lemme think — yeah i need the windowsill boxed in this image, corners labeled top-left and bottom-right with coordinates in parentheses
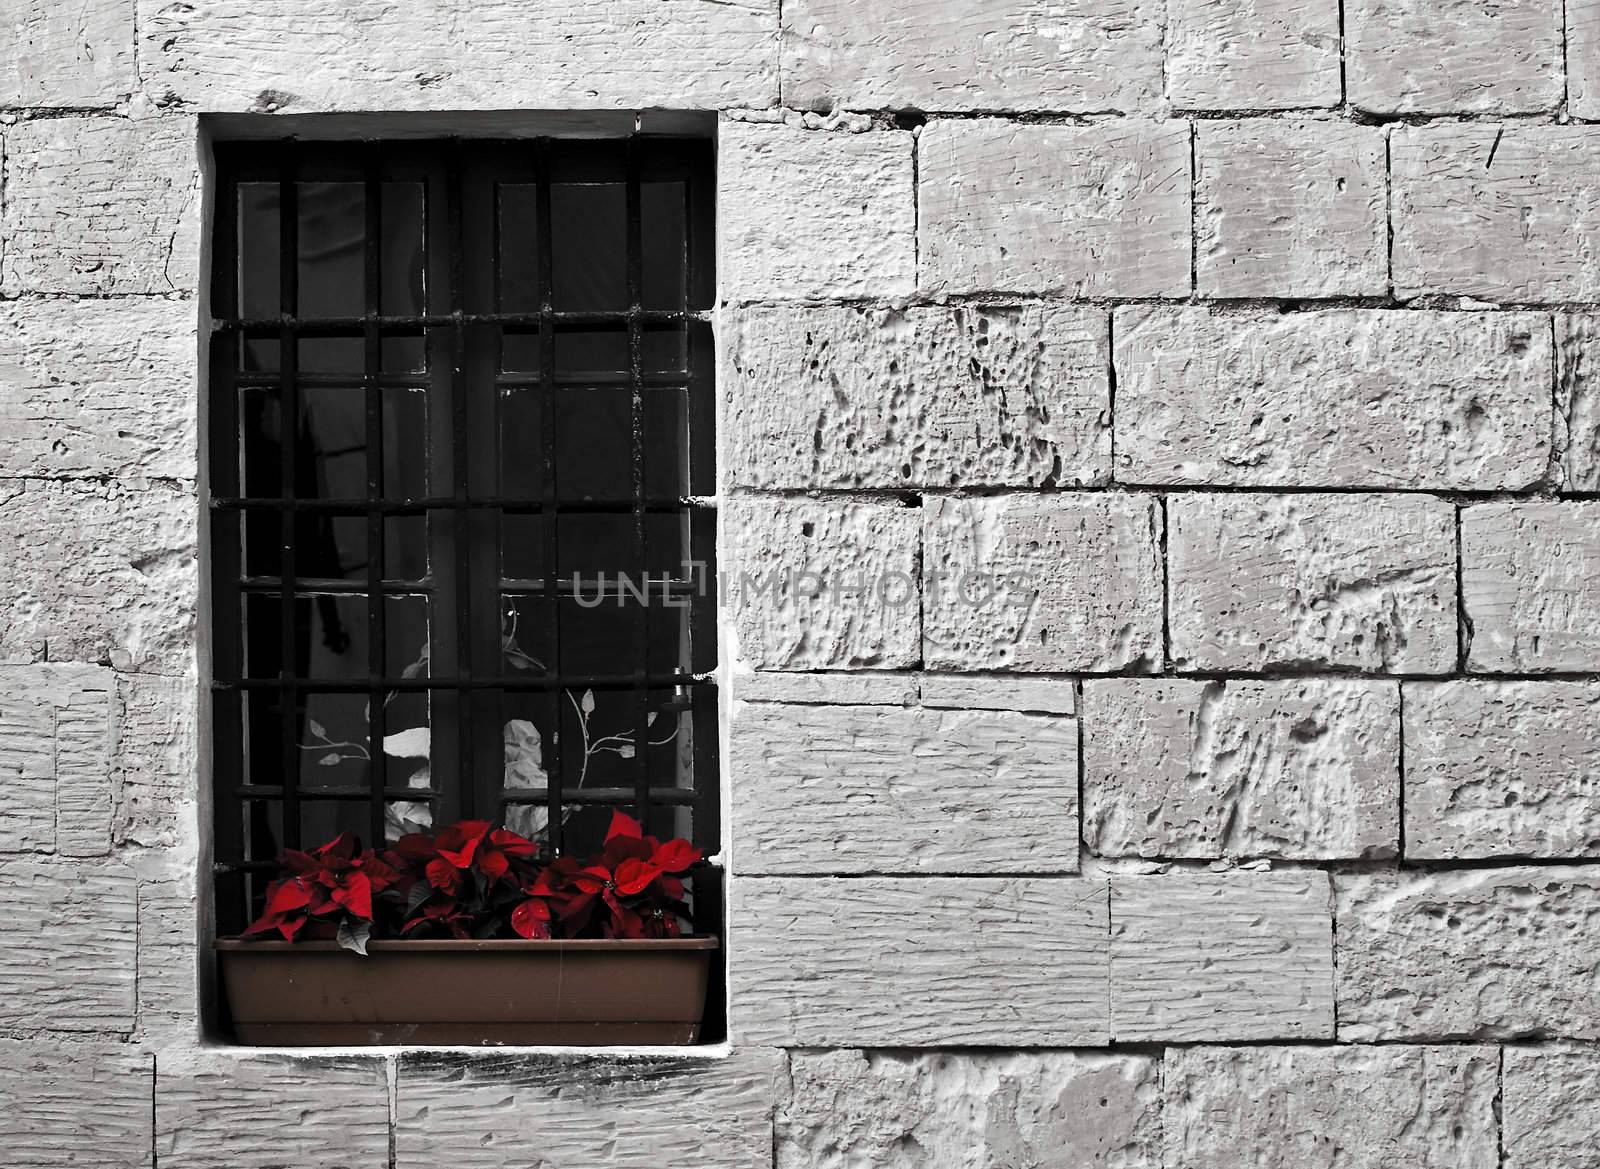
top-left (195, 1039), bottom-right (735, 1060)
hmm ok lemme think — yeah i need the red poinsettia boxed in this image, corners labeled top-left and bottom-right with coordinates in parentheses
top-left (530, 811), bottom-right (702, 940)
top-left (242, 833), bottom-right (399, 953)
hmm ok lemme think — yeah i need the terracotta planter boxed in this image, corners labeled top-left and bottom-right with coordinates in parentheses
top-left (215, 936), bottom-right (717, 1046)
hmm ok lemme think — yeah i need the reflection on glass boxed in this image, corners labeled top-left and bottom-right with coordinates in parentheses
top-left (381, 182), bottom-right (426, 316)
top-left (498, 184), bottom-right (540, 313)
top-left (298, 182), bottom-right (364, 318)
top-left (243, 594), bottom-right (430, 682)
top-left (641, 181), bottom-right (686, 309)
top-left (550, 183), bottom-right (627, 310)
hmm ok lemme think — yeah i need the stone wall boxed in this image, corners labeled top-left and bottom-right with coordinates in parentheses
top-left (4, 0), bottom-right (1600, 1164)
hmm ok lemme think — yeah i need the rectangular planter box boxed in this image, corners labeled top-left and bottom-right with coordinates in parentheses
top-left (216, 936), bottom-right (717, 1045)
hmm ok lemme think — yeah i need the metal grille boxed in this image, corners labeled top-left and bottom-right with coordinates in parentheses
top-left (208, 137), bottom-right (718, 936)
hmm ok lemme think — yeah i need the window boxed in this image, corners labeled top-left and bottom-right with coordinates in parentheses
top-left (207, 137), bottom-right (718, 940)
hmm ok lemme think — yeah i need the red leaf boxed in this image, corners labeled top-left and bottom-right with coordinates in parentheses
top-left (511, 899), bottom-right (552, 939)
top-left (614, 857), bottom-right (661, 896)
top-left (489, 828), bottom-right (537, 857)
top-left (479, 849), bottom-right (509, 883)
top-left (652, 838), bottom-right (701, 873)
top-left (605, 810), bottom-right (643, 843)
top-left (331, 872), bottom-right (373, 919)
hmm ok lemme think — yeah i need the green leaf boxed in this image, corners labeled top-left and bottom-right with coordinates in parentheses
top-left (337, 918), bottom-right (371, 957)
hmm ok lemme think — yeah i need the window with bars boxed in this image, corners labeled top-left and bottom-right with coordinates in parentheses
top-left (207, 136), bottom-right (719, 941)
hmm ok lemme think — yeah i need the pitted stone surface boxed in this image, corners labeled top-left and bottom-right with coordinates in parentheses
top-left (1115, 308), bottom-right (1552, 489)
top-left (157, 1051), bottom-right (390, 1169)
top-left (919, 119), bottom-right (1191, 297)
top-left (923, 493), bottom-right (1163, 672)
top-left (1166, 1045), bottom-right (1499, 1169)
top-left (0, 297), bottom-right (197, 481)
top-left (1110, 870), bottom-right (1334, 1041)
top-left (1168, 493), bottom-right (1457, 673)
top-left (733, 877), bottom-right (1110, 1046)
top-left (780, 1050), bottom-right (1162, 1169)
top-left (736, 670), bottom-right (921, 707)
top-left (1406, 681), bottom-right (1600, 859)
top-left (1463, 502), bottom-right (1600, 672)
top-left (0, 859), bottom-right (135, 1031)
top-left (1347, 0), bottom-right (1563, 113)
top-left (1336, 867), bottom-right (1600, 1040)
top-left (720, 123), bottom-right (914, 300)
top-left (116, 672), bottom-right (199, 850)
top-left (1394, 126), bottom-right (1600, 301)
top-left (136, 0), bottom-right (777, 110)
top-left (2, 116), bottom-right (201, 296)
top-left (727, 498), bottom-right (920, 670)
top-left (1, 0), bottom-right (135, 106)
top-left (1196, 121), bottom-right (1386, 297)
top-left (396, 1050), bottom-right (784, 1169)
top-left (917, 674), bottom-right (1077, 714)
top-left (1504, 1045), bottom-right (1600, 1169)
top-left (0, 664), bottom-right (116, 856)
top-left (0, 479), bottom-right (197, 674)
top-left (1082, 678), bottom-right (1399, 860)
top-left (0, 1042), bottom-right (152, 1169)
top-left (781, 0), bottom-right (1162, 113)
top-left (731, 701), bottom-right (1078, 873)
top-left (725, 303), bottom-right (1111, 489)
top-left (1559, 315), bottom-right (1600, 492)
top-left (1166, 0), bottom-right (1341, 109)
top-left (1572, 1), bottom-right (1600, 119)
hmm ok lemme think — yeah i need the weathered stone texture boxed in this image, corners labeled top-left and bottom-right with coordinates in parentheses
top-left (1572, 0), bottom-right (1600, 119)
top-left (732, 877), bottom-right (1110, 1046)
top-left (396, 1050), bottom-right (785, 1169)
top-left (1166, 1045), bottom-right (1499, 1169)
top-left (1110, 871), bottom-right (1334, 1041)
top-left (1083, 678), bottom-right (1398, 860)
top-left (0, 1042), bottom-right (152, 1169)
top-left (720, 123), bottom-right (913, 300)
top-left (780, 1050), bottom-right (1161, 1169)
top-left (1115, 308), bottom-right (1552, 490)
top-left (137, 0), bottom-right (776, 110)
top-left (923, 494), bottom-right (1164, 672)
top-left (0, 479), bottom-right (197, 674)
top-left (1168, 493), bottom-right (1457, 673)
top-left (2, 116), bottom-right (201, 296)
top-left (732, 702), bottom-right (1077, 873)
top-left (0, 664), bottom-right (116, 856)
top-left (918, 674), bottom-right (1077, 714)
top-left (116, 672), bottom-right (199, 850)
top-left (1558, 315), bottom-right (1600, 492)
top-left (919, 119), bottom-right (1191, 297)
top-left (0, 859), bottom-right (135, 1031)
top-left (1196, 122), bottom-right (1386, 297)
top-left (1406, 682), bottom-right (1600, 859)
top-left (1347, 0), bottom-right (1563, 113)
top-left (780, 0), bottom-right (1161, 112)
top-left (1166, 0), bottom-right (1342, 109)
top-left (1394, 126), bottom-right (1600, 301)
top-left (736, 670), bottom-right (920, 707)
top-left (1504, 1045), bottom-right (1600, 1169)
top-left (727, 498), bottom-right (919, 670)
top-left (156, 1051), bottom-right (390, 1169)
top-left (1336, 867), bottom-right (1600, 1040)
top-left (0, 297), bottom-right (198, 482)
top-left (135, 844), bottom-right (200, 1042)
top-left (1463, 502), bottom-right (1600, 672)
top-left (1, 0), bottom-right (134, 107)
top-left (725, 303), bottom-right (1110, 489)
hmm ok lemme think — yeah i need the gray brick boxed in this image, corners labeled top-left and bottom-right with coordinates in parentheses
top-left (0, 859), bottom-right (136, 1032)
top-left (1166, 0), bottom-right (1341, 109)
top-left (1504, 1044), bottom-right (1600, 1169)
top-left (919, 119), bottom-right (1191, 296)
top-left (1463, 502), bottom-right (1600, 672)
top-left (1168, 493), bottom-right (1457, 673)
top-left (1083, 678), bottom-right (1399, 860)
top-left (0, 1041), bottom-right (152, 1169)
top-left (923, 493), bottom-right (1164, 672)
top-left (1394, 126), bottom-right (1600, 301)
top-left (1348, 0), bottom-right (1563, 113)
top-left (732, 877), bottom-right (1110, 1046)
top-left (1571, 0), bottom-right (1600, 119)
top-left (1167, 1045), bottom-right (1499, 1169)
top-left (720, 123), bottom-right (914, 299)
top-left (1406, 681), bottom-right (1600, 859)
top-left (115, 672), bottom-right (199, 850)
top-left (0, 0), bottom-right (135, 107)
top-left (735, 670), bottom-right (920, 707)
top-left (780, 1050), bottom-right (1161, 1169)
top-left (725, 303), bottom-right (1110, 489)
top-left (1336, 867), bottom-right (1600, 1040)
top-left (0, 664), bottom-right (117, 856)
top-left (1114, 308), bottom-right (1552, 489)
top-left (1110, 871), bottom-right (1334, 1041)
top-left (1196, 121), bottom-right (1386, 297)
top-left (731, 701), bottom-right (1077, 874)
top-left (1558, 314), bottom-right (1600, 492)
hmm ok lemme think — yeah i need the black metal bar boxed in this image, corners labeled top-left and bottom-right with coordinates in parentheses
top-left (535, 140), bottom-right (565, 854)
top-left (216, 671), bottom-right (714, 692)
top-left (447, 140), bottom-right (475, 819)
top-left (228, 783), bottom-right (696, 805)
top-left (236, 575), bottom-right (700, 597)
top-left (498, 786), bottom-right (698, 806)
top-left (217, 308), bottom-right (709, 331)
top-left (277, 156), bottom-right (301, 851)
top-left (213, 496), bottom-right (714, 514)
top-left (363, 144), bottom-right (388, 849)
top-left (625, 137), bottom-right (651, 828)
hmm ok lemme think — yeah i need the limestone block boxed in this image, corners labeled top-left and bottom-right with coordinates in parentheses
top-left (135, 845), bottom-right (199, 1043)
top-left (1571, 0), bottom-right (1600, 118)
top-left (0, 859), bottom-right (136, 1031)
top-left (720, 123), bottom-right (914, 299)
top-left (1558, 315), bottom-right (1600, 491)
top-left (0, 1041), bottom-right (152, 1169)
top-left (725, 303), bottom-right (1110, 489)
top-left (1167, 493), bottom-right (1457, 673)
top-left (115, 672), bottom-right (199, 850)
top-left (780, 1050), bottom-right (1161, 1169)
top-left (1082, 678), bottom-right (1399, 859)
top-left (1166, 0), bottom-right (1342, 109)
top-left (731, 702), bottom-right (1078, 873)
top-left (732, 877), bottom-right (1110, 1045)
top-left (919, 119), bottom-right (1191, 296)
top-left (1462, 502), bottom-right (1600, 672)
top-left (917, 674), bottom-right (1077, 714)
top-left (1114, 308), bottom-right (1552, 489)
top-left (923, 493), bottom-right (1164, 672)
top-left (0, 663), bottom-right (117, 856)
top-left (735, 670), bottom-right (919, 706)
top-left (1110, 870), bottom-right (1334, 1041)
top-left (1504, 1044), bottom-right (1600, 1169)
top-left (0, 0), bottom-right (135, 106)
